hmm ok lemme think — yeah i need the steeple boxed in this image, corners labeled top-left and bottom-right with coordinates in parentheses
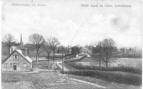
top-left (20, 34), bottom-right (23, 48)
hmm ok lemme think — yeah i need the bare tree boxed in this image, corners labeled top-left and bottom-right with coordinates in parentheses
top-left (92, 42), bottom-right (104, 68)
top-left (46, 37), bottom-right (60, 62)
top-left (58, 46), bottom-right (66, 71)
top-left (2, 34), bottom-right (16, 55)
top-left (44, 42), bottom-right (52, 60)
top-left (100, 38), bottom-right (116, 68)
top-left (29, 33), bottom-right (45, 67)
top-left (64, 46), bottom-right (71, 55)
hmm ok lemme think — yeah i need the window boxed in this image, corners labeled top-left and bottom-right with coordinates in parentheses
top-left (13, 54), bottom-right (19, 62)
top-left (15, 55), bottom-right (18, 59)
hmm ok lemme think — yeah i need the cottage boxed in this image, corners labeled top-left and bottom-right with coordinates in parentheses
top-left (2, 49), bottom-right (33, 71)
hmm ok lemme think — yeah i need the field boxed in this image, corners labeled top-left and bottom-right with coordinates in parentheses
top-left (77, 57), bottom-right (142, 69)
top-left (2, 72), bottom-right (106, 89)
top-left (2, 71), bottom-right (142, 89)
top-left (61, 57), bottom-right (142, 88)
top-left (110, 58), bottom-right (142, 69)
top-left (2, 57), bottom-right (142, 89)
top-left (68, 74), bottom-right (142, 89)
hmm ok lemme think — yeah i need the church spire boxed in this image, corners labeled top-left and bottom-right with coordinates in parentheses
top-left (20, 33), bottom-right (23, 48)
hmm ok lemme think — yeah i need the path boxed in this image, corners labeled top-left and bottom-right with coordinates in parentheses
top-left (56, 61), bottom-right (106, 89)
top-left (56, 61), bottom-right (69, 71)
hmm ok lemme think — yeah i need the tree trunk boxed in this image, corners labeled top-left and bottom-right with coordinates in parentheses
top-left (47, 52), bottom-right (50, 69)
top-left (99, 59), bottom-right (101, 68)
top-left (36, 49), bottom-right (39, 68)
top-left (105, 58), bottom-right (108, 68)
top-left (52, 53), bottom-right (54, 62)
top-left (53, 51), bottom-right (55, 62)
top-left (47, 52), bottom-right (50, 59)
top-left (62, 52), bottom-right (64, 71)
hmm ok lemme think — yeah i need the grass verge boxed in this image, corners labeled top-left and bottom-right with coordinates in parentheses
top-left (61, 70), bottom-right (142, 86)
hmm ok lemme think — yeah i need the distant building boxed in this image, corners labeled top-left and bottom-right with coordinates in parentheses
top-left (2, 48), bottom-right (32, 71)
top-left (80, 47), bottom-right (91, 57)
top-left (18, 34), bottom-right (29, 56)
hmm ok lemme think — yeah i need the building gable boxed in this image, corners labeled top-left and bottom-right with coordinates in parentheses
top-left (2, 50), bottom-right (32, 64)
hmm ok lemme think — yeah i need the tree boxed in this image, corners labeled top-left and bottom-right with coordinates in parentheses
top-left (58, 46), bottom-right (66, 71)
top-left (46, 37), bottom-right (60, 61)
top-left (100, 38), bottom-right (116, 68)
top-left (92, 42), bottom-right (104, 67)
top-left (29, 33), bottom-right (45, 67)
top-left (2, 34), bottom-right (16, 55)
top-left (44, 42), bottom-right (52, 60)
top-left (71, 46), bottom-right (81, 56)
top-left (64, 46), bottom-right (71, 55)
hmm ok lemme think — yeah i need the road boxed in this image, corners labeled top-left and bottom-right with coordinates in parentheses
top-left (56, 61), bottom-right (106, 89)
top-left (56, 61), bottom-right (69, 71)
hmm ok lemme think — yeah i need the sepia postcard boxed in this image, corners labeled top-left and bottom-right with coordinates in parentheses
top-left (1, 0), bottom-right (142, 89)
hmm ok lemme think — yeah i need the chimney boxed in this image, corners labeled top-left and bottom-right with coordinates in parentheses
top-left (10, 47), bottom-right (13, 54)
top-left (10, 46), bottom-right (16, 54)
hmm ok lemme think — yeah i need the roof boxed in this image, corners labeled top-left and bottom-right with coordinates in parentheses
top-left (25, 56), bottom-right (33, 63)
top-left (2, 49), bottom-right (33, 64)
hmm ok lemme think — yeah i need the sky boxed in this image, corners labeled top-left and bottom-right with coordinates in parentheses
top-left (1, 0), bottom-right (142, 48)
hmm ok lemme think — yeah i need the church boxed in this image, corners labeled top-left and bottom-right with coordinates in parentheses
top-left (2, 34), bottom-right (33, 71)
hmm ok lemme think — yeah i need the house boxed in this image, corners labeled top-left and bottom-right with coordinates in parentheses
top-left (2, 48), bottom-right (33, 71)
top-left (80, 47), bottom-right (91, 57)
top-left (2, 34), bottom-right (33, 71)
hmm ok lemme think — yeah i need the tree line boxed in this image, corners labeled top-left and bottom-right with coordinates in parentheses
top-left (2, 33), bottom-right (71, 67)
top-left (2, 33), bottom-right (142, 68)
top-left (91, 38), bottom-right (117, 68)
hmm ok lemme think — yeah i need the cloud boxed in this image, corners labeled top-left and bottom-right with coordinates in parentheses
top-left (110, 14), bottom-right (130, 32)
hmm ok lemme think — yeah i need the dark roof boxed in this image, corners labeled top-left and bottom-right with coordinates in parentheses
top-left (2, 50), bottom-right (32, 64)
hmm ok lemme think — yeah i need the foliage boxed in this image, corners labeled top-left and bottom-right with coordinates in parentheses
top-left (119, 47), bottom-right (142, 58)
top-left (29, 33), bottom-right (45, 66)
top-left (92, 38), bottom-right (117, 68)
top-left (45, 37), bottom-right (60, 61)
top-left (71, 46), bottom-right (81, 56)
top-left (2, 34), bottom-right (17, 55)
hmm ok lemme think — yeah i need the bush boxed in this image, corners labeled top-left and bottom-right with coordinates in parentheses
top-left (66, 62), bottom-right (142, 74)
top-left (61, 70), bottom-right (142, 85)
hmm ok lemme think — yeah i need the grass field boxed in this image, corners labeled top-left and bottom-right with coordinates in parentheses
top-left (77, 57), bottom-right (142, 69)
top-left (62, 57), bottom-right (142, 88)
top-left (110, 58), bottom-right (142, 69)
top-left (2, 57), bottom-right (142, 89)
top-left (2, 71), bottom-right (141, 89)
top-left (2, 72), bottom-right (106, 89)
top-left (68, 74), bottom-right (142, 89)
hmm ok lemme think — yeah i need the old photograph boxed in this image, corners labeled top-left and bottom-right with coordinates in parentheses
top-left (1, 0), bottom-right (142, 89)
